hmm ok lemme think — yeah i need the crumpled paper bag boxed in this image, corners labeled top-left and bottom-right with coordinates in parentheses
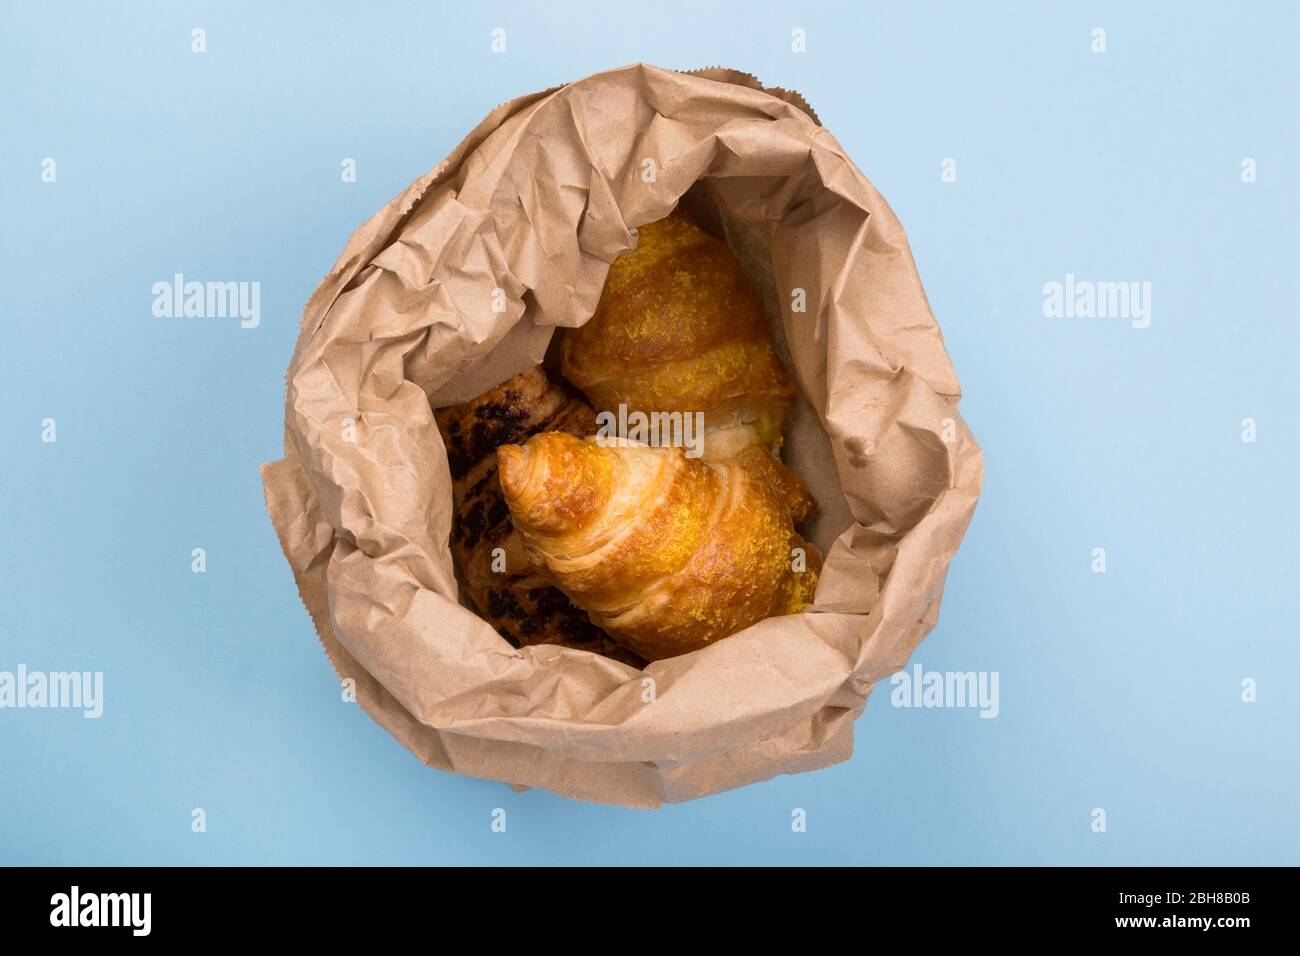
top-left (261, 63), bottom-right (983, 808)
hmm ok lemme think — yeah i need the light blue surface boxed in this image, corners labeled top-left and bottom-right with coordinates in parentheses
top-left (2, 1), bottom-right (1296, 865)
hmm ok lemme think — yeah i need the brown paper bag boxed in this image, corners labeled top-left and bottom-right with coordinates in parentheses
top-left (260, 64), bottom-right (983, 808)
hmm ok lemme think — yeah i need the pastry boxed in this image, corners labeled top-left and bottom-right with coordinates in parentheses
top-left (560, 207), bottom-right (816, 522)
top-left (497, 431), bottom-right (821, 661)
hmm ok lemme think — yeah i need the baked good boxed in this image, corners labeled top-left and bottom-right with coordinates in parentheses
top-left (497, 431), bottom-right (821, 661)
top-left (560, 207), bottom-right (815, 522)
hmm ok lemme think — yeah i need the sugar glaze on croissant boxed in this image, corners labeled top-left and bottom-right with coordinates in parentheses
top-left (562, 208), bottom-right (795, 446)
top-left (497, 431), bottom-right (821, 662)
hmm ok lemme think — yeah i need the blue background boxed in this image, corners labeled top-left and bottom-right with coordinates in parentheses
top-left (2, 1), bottom-right (1296, 865)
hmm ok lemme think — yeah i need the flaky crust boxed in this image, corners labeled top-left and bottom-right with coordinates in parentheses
top-left (498, 432), bottom-right (822, 662)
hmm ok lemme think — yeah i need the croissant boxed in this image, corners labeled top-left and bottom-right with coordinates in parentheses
top-left (435, 368), bottom-right (644, 667)
top-left (497, 431), bottom-right (822, 662)
top-left (561, 207), bottom-right (816, 522)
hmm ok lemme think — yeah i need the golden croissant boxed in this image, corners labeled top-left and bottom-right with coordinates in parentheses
top-left (561, 207), bottom-right (816, 522)
top-left (497, 431), bottom-right (821, 662)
